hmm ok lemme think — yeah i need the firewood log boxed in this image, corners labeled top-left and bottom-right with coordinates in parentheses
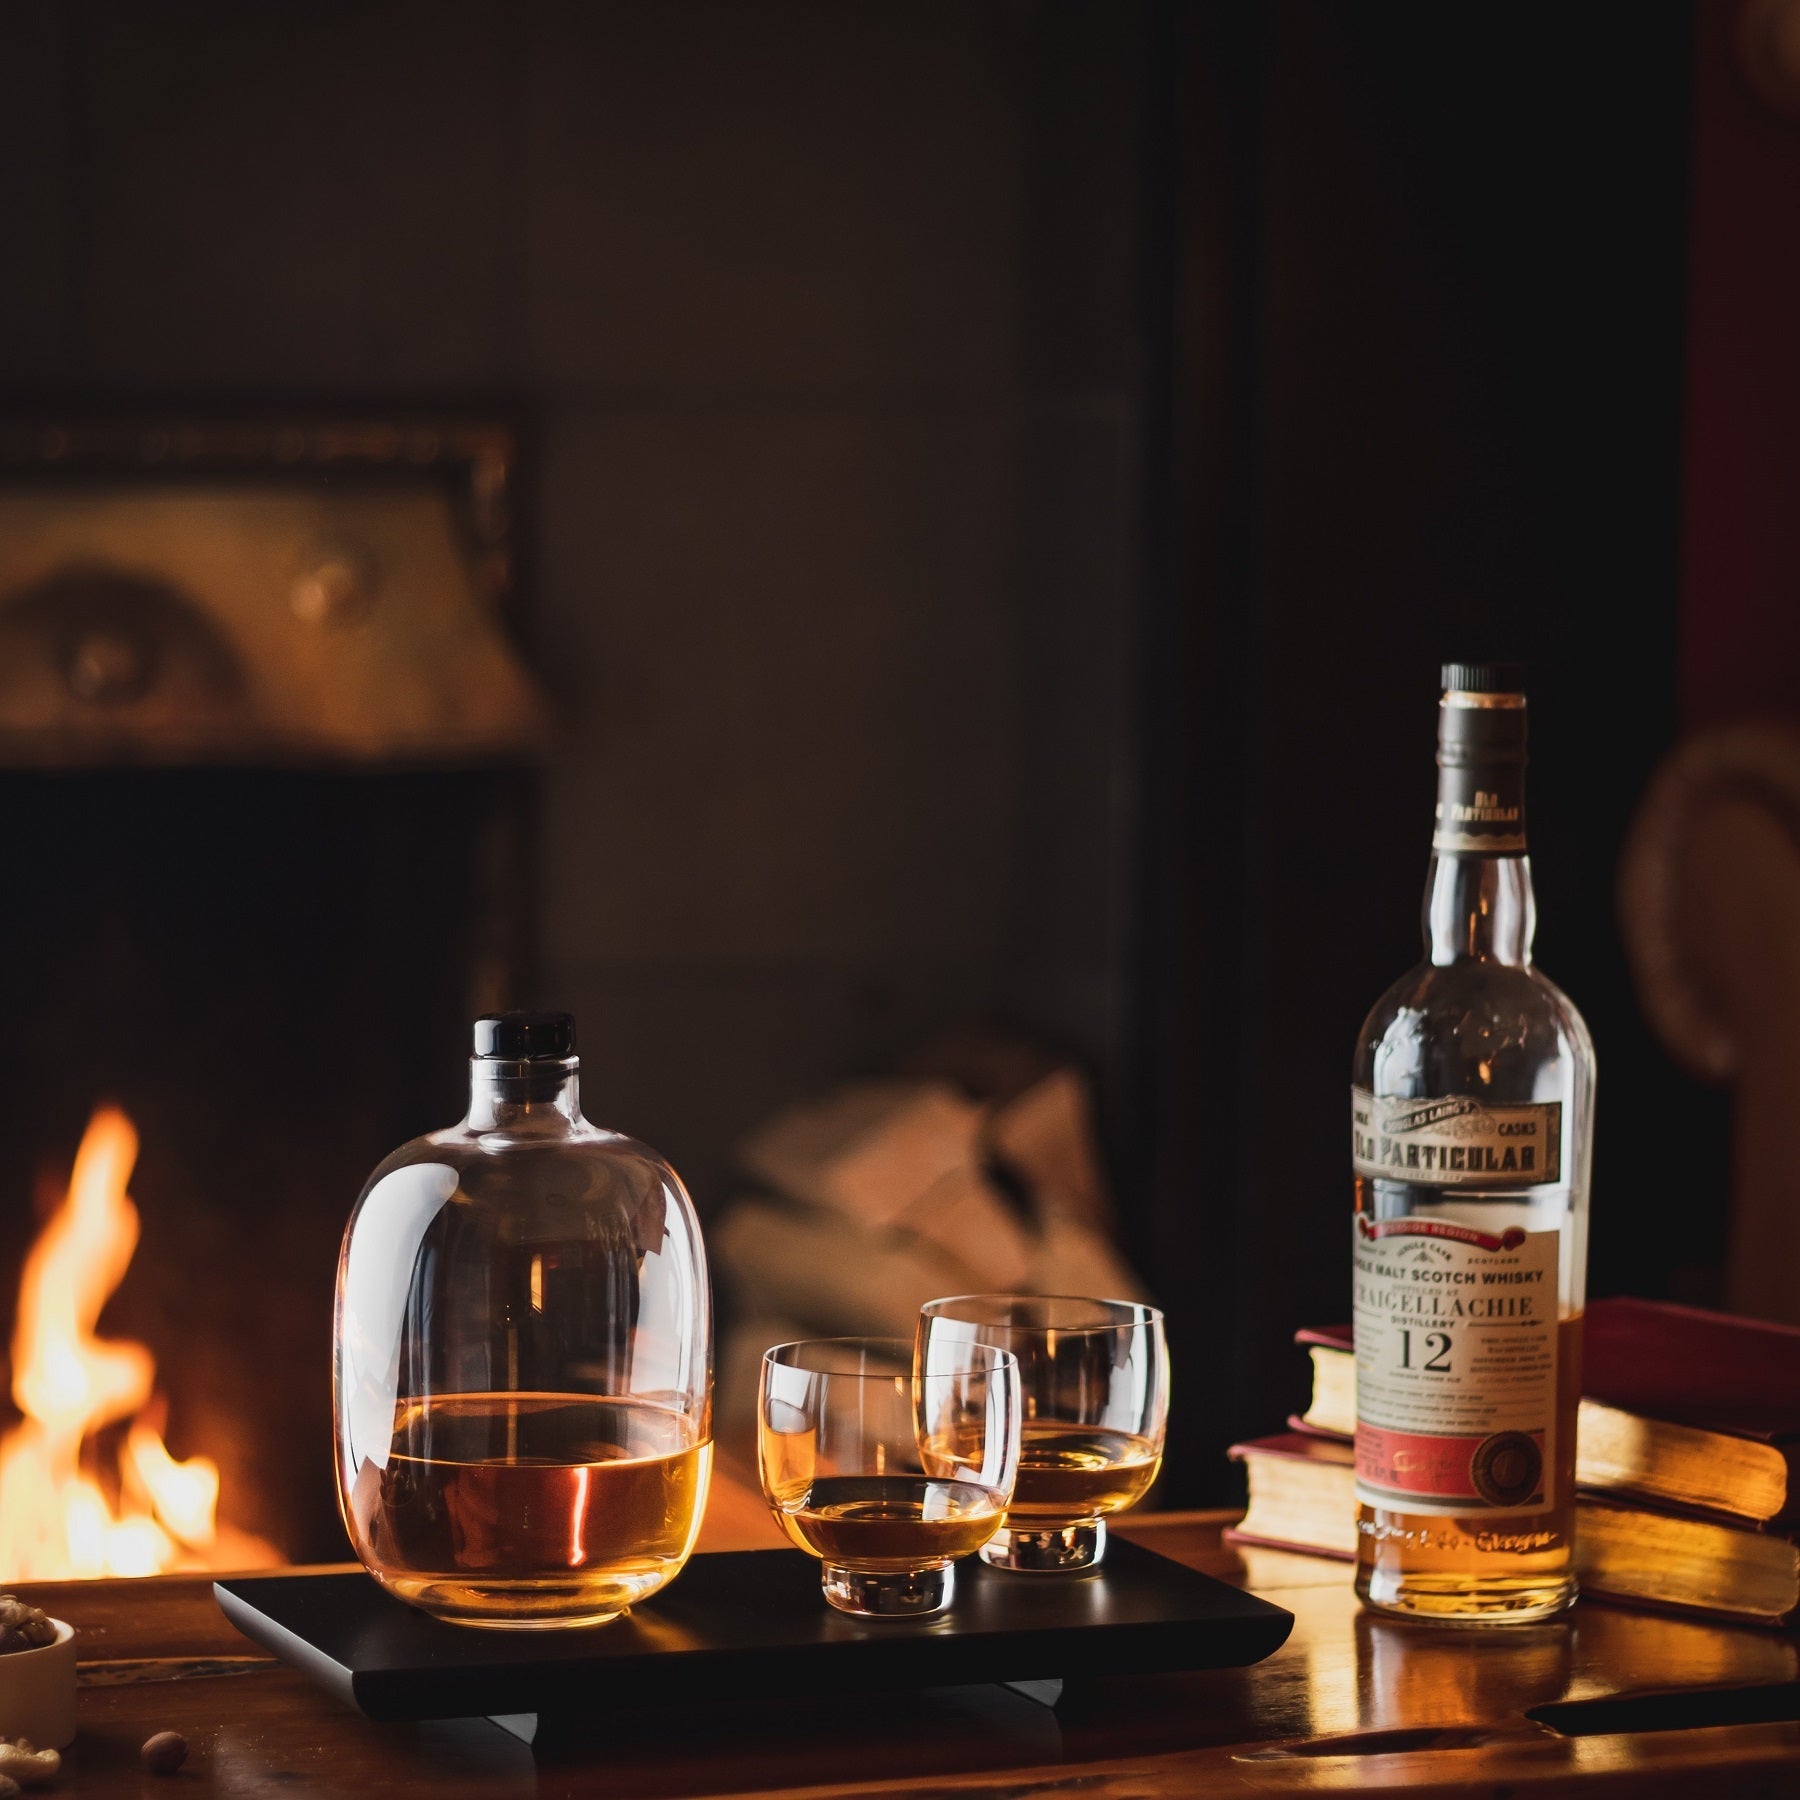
top-left (736, 1080), bottom-right (983, 1231)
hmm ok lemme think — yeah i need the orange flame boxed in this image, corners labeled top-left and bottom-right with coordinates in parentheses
top-left (0, 1107), bottom-right (276, 1578)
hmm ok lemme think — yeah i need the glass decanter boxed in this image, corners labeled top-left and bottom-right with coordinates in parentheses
top-left (334, 1012), bottom-right (712, 1629)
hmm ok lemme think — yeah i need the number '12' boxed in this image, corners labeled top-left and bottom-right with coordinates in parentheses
top-left (1399, 1329), bottom-right (1452, 1372)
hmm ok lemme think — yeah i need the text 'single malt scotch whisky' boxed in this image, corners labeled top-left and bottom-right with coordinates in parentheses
top-left (1351, 664), bottom-right (1595, 1623)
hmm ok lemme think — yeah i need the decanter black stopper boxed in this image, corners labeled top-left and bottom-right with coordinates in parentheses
top-left (472, 1011), bottom-right (577, 1061)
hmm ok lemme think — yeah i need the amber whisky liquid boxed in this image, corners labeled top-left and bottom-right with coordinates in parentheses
top-left (1006, 1423), bottom-right (1161, 1521)
top-left (772, 1475), bottom-right (1005, 1570)
top-left (345, 1392), bottom-right (711, 1628)
top-left (1355, 1313), bottom-right (1582, 1623)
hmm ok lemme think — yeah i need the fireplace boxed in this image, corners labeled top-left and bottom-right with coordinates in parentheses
top-left (0, 419), bottom-right (545, 1568)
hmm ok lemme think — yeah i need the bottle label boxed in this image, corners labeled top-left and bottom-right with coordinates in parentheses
top-left (1352, 1088), bottom-right (1562, 1188)
top-left (1352, 1216), bottom-right (1560, 1516)
top-left (1433, 770), bottom-right (1526, 853)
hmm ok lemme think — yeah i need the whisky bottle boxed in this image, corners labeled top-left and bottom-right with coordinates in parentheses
top-left (1351, 664), bottom-right (1594, 1623)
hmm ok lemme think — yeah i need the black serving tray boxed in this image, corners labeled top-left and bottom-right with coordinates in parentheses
top-left (215, 1541), bottom-right (1292, 1727)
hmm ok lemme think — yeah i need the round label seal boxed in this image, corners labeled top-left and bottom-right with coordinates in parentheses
top-left (1470, 1431), bottom-right (1543, 1508)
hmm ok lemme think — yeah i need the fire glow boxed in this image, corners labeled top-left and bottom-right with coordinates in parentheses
top-left (0, 1107), bottom-right (277, 1578)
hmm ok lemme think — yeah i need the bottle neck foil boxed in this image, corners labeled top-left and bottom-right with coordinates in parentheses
top-left (1426, 690), bottom-right (1534, 966)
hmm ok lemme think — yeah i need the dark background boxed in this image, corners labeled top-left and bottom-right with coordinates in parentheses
top-left (1136, 5), bottom-right (1706, 1497)
top-left (0, 0), bottom-right (1765, 1544)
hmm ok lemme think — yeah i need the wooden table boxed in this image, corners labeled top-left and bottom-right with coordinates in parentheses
top-left (16, 1504), bottom-right (1800, 1796)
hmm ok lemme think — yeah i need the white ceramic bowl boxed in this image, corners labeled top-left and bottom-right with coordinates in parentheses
top-left (0, 1621), bottom-right (76, 1749)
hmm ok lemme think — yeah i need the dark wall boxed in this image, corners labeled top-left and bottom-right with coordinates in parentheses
top-left (1142, 2), bottom-right (1705, 1500)
top-left (1682, 0), bottom-right (1800, 726)
top-left (0, 0), bottom-right (1149, 1205)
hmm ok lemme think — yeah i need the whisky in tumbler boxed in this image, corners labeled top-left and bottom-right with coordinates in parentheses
top-left (758, 1336), bottom-right (1020, 1617)
top-left (1005, 1424), bottom-right (1162, 1521)
top-left (774, 1476), bottom-right (1007, 1569)
top-left (1351, 664), bottom-right (1594, 1624)
top-left (916, 1295), bottom-right (1168, 1572)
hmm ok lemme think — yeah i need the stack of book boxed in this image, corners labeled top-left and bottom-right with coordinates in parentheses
top-left (1230, 1297), bottom-right (1800, 1626)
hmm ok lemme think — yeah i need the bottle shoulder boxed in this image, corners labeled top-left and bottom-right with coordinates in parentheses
top-left (1354, 957), bottom-right (1595, 1097)
top-left (347, 1119), bottom-right (699, 1233)
top-left (360, 1116), bottom-right (678, 1176)
top-left (1525, 966), bottom-right (1595, 1066)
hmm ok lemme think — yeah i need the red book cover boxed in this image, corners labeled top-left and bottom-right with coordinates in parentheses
top-left (1297, 1323), bottom-right (1352, 1354)
top-left (1228, 1430), bottom-right (1355, 1470)
top-left (1579, 1298), bottom-right (1800, 1443)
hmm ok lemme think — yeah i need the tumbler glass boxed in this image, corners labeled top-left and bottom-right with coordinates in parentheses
top-left (916, 1295), bottom-right (1167, 1572)
top-left (758, 1336), bottom-right (1020, 1618)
